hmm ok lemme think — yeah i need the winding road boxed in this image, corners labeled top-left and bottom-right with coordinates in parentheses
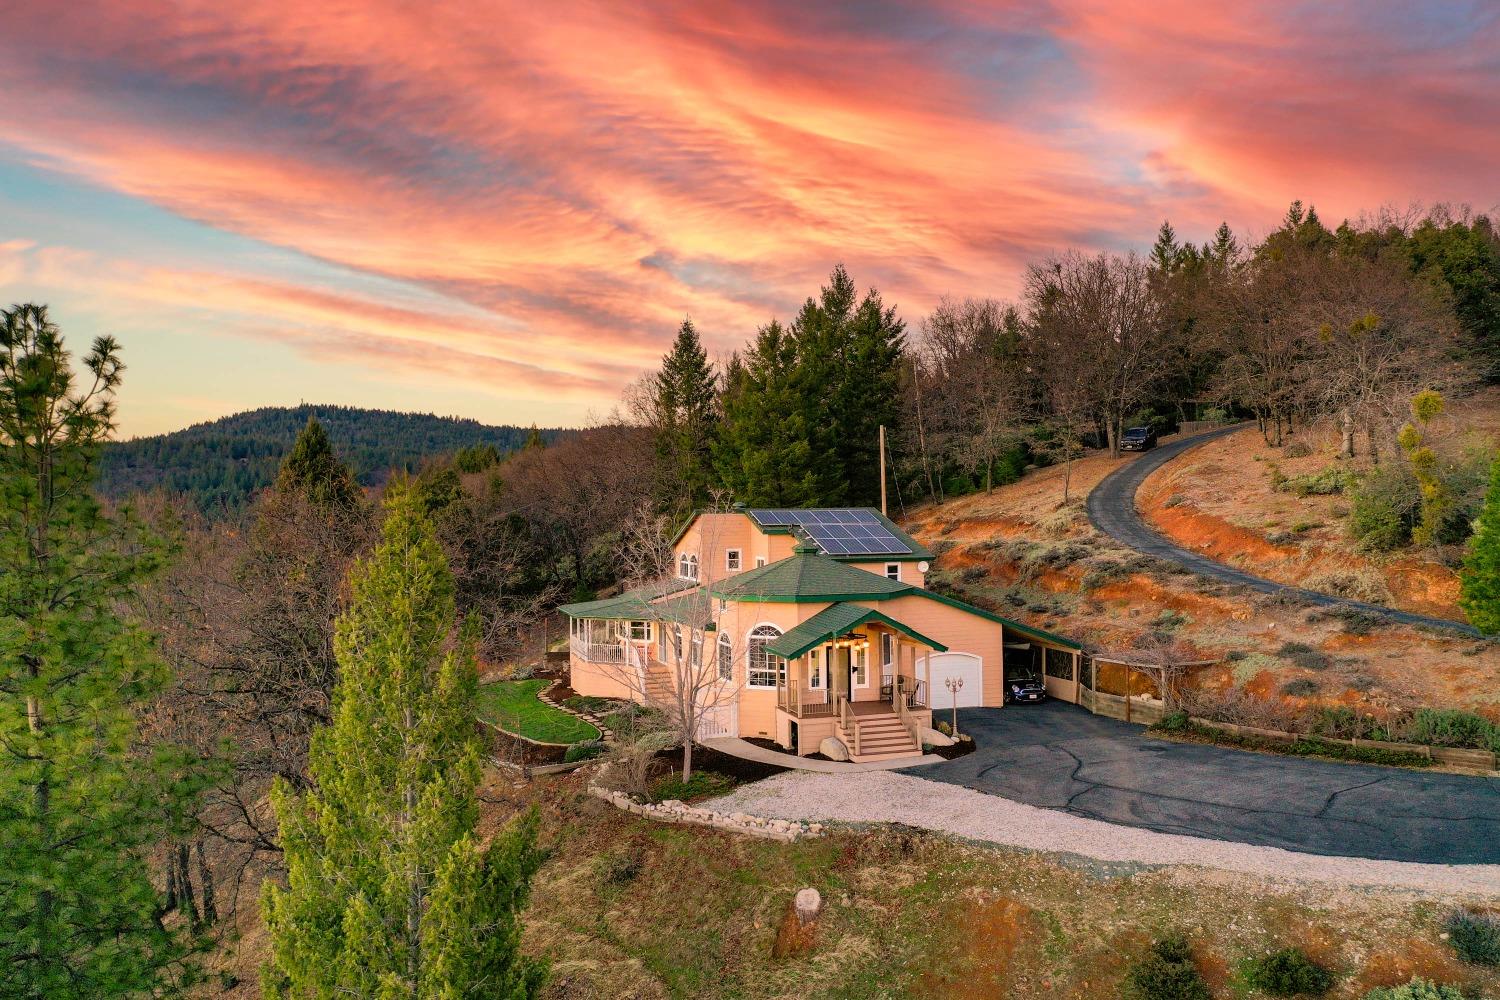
top-left (1085, 424), bottom-right (1482, 637)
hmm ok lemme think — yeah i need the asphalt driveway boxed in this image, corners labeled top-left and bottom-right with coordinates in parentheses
top-left (904, 702), bottom-right (1500, 864)
top-left (1085, 424), bottom-right (1479, 636)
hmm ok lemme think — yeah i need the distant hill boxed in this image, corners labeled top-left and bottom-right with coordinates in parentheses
top-left (99, 404), bottom-right (565, 513)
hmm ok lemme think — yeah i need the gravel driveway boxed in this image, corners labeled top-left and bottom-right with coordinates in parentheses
top-left (1086, 424), bottom-right (1480, 635)
top-left (712, 769), bottom-right (1500, 897)
top-left (908, 703), bottom-right (1500, 865)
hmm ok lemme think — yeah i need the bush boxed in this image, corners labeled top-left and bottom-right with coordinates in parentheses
top-left (1361, 979), bottom-right (1467, 1000)
top-left (1283, 441), bottom-right (1314, 458)
top-left (1158, 710), bottom-right (1190, 732)
top-left (1282, 466), bottom-right (1356, 498)
top-left (592, 847), bottom-right (644, 886)
top-left (1242, 947), bottom-right (1335, 996)
top-left (1278, 641), bottom-right (1330, 670)
top-left (1348, 465), bottom-right (1421, 551)
top-left (564, 740), bottom-right (606, 763)
top-left (1305, 569), bottom-right (1392, 604)
top-left (1444, 907), bottom-right (1500, 966)
top-left (1280, 678), bottom-right (1321, 698)
top-left (1311, 706), bottom-right (1384, 741)
top-left (936, 720), bottom-right (953, 736)
top-left (1407, 709), bottom-right (1499, 751)
top-left (1125, 934), bottom-right (1211, 1000)
top-left (648, 770), bottom-right (734, 803)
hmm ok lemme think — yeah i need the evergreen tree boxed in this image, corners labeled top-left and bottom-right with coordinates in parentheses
top-left (276, 416), bottom-right (360, 509)
top-left (789, 264), bottom-right (906, 505)
top-left (523, 424), bottom-right (544, 450)
top-left (262, 485), bottom-right (545, 999)
top-left (1460, 452), bottom-right (1500, 634)
top-left (0, 304), bottom-right (208, 998)
top-left (1208, 222), bottom-right (1238, 265)
top-left (1149, 220), bottom-right (1181, 274)
top-left (650, 318), bottom-right (720, 511)
top-left (716, 322), bottom-right (832, 506)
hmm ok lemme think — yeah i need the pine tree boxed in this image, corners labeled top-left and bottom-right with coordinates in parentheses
top-left (276, 416), bottom-right (360, 509)
top-left (0, 304), bottom-right (209, 998)
top-left (1208, 222), bottom-right (1237, 265)
top-left (716, 322), bottom-right (832, 506)
top-left (1149, 220), bottom-right (1181, 274)
top-left (262, 485), bottom-right (545, 999)
top-left (650, 318), bottom-right (720, 511)
top-left (1460, 453), bottom-right (1500, 634)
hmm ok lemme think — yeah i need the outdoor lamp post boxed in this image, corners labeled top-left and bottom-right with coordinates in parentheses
top-left (944, 676), bottom-right (964, 738)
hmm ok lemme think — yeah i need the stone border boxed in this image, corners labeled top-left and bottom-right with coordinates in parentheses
top-left (536, 680), bottom-right (615, 743)
top-left (586, 763), bottom-right (823, 843)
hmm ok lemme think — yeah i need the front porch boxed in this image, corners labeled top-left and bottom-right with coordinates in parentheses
top-left (766, 604), bottom-right (941, 762)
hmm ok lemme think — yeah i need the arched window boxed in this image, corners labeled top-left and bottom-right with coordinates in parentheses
top-left (678, 553), bottom-right (690, 579)
top-left (747, 625), bottom-right (784, 688)
top-left (717, 633), bottom-right (733, 681)
top-left (687, 554), bottom-right (699, 580)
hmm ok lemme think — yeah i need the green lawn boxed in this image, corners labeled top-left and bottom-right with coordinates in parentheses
top-left (477, 679), bottom-right (600, 744)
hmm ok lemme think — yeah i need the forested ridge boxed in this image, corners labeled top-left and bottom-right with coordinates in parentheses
top-left (98, 404), bottom-right (564, 512)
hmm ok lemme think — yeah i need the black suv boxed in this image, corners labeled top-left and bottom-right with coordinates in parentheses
top-left (1120, 426), bottom-right (1158, 451)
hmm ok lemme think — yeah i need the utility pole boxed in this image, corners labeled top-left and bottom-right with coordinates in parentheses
top-left (878, 424), bottom-right (887, 516)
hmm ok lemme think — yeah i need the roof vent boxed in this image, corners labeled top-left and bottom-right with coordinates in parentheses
top-left (792, 542), bottom-right (822, 555)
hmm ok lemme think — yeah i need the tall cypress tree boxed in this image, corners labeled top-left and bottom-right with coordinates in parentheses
top-left (276, 416), bottom-right (360, 509)
top-left (1460, 453), bottom-right (1500, 634)
top-left (262, 485), bottom-right (544, 998)
top-left (650, 318), bottom-right (720, 511)
top-left (0, 304), bottom-right (208, 998)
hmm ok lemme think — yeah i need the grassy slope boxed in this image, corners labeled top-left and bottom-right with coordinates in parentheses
top-left (478, 679), bottom-right (600, 744)
top-left (200, 769), bottom-right (1499, 999)
top-left (900, 431), bottom-right (1500, 723)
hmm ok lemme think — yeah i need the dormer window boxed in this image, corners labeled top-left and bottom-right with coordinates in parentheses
top-left (885, 563), bottom-right (901, 581)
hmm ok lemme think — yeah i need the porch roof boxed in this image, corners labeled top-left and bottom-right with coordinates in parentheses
top-left (765, 602), bottom-right (948, 660)
top-left (558, 578), bottom-right (699, 620)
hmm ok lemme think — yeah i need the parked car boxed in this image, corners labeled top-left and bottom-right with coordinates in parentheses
top-left (1005, 671), bottom-right (1047, 704)
top-left (1120, 425), bottom-right (1158, 451)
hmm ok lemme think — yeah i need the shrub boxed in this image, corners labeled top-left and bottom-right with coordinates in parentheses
top-left (1311, 706), bottom-right (1382, 741)
top-left (564, 740), bottom-right (606, 763)
top-left (1163, 494), bottom-right (1187, 508)
top-left (1152, 610), bottom-right (1189, 632)
top-left (1444, 907), bottom-right (1500, 966)
top-left (1407, 709), bottom-right (1499, 751)
top-left (1308, 604), bottom-right (1384, 635)
top-left (1280, 678), bottom-right (1320, 698)
top-left (1278, 641), bottom-right (1331, 670)
top-left (1125, 934), bottom-right (1211, 1000)
top-left (1159, 710), bottom-right (1190, 732)
top-left (1242, 947), bottom-right (1335, 996)
top-left (1305, 569), bottom-right (1392, 604)
top-left (936, 720), bottom-right (953, 736)
top-left (648, 770), bottom-right (734, 803)
top-left (592, 847), bottom-right (644, 885)
top-left (1348, 465), bottom-right (1421, 551)
top-left (1225, 649), bottom-right (1249, 662)
top-left (1283, 441), bottom-right (1314, 458)
top-left (1361, 979), bottom-right (1467, 1000)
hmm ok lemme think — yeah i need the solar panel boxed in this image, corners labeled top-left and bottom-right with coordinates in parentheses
top-left (746, 508), bottom-right (912, 555)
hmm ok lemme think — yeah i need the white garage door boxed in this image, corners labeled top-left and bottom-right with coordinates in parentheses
top-left (922, 652), bottom-right (983, 708)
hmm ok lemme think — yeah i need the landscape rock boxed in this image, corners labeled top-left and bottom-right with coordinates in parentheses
top-left (920, 727), bottom-right (955, 747)
top-left (819, 737), bottom-right (851, 761)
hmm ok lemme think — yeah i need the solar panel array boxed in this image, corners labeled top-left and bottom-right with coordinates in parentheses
top-left (746, 508), bottom-right (913, 556)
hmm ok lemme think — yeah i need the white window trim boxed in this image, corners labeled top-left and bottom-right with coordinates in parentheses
top-left (755, 556), bottom-right (766, 568)
top-left (725, 548), bottom-right (742, 571)
top-left (746, 623), bottom-right (784, 689)
top-left (852, 645), bottom-right (870, 688)
top-left (629, 620), bottom-right (651, 642)
top-left (881, 632), bottom-right (894, 668)
top-left (716, 633), bottom-right (733, 681)
top-left (884, 562), bottom-right (901, 581)
top-left (807, 647), bottom-right (823, 689)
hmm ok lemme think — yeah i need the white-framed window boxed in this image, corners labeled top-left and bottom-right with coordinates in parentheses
top-left (882, 633), bottom-right (894, 667)
top-left (658, 627), bottom-right (667, 662)
top-left (747, 625), bottom-right (784, 688)
top-left (885, 562), bottom-right (901, 581)
top-left (755, 556), bottom-right (766, 568)
top-left (671, 625), bottom-right (683, 661)
top-left (853, 645), bottom-right (869, 687)
top-left (808, 647), bottom-right (823, 689)
top-left (629, 620), bottom-right (650, 642)
top-left (688, 554), bottom-right (699, 579)
top-left (678, 553), bottom-right (700, 580)
top-left (717, 633), bottom-right (733, 680)
top-left (726, 548), bottom-right (741, 571)
top-left (690, 632), bottom-right (703, 668)
top-left (678, 553), bottom-right (690, 579)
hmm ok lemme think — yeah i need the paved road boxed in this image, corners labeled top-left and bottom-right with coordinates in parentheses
top-left (905, 703), bottom-right (1500, 864)
top-left (1085, 424), bottom-right (1481, 636)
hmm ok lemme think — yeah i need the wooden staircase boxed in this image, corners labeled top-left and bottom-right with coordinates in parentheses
top-left (837, 709), bottom-right (921, 763)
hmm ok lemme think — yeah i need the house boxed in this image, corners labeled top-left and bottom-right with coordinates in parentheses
top-left (560, 507), bottom-right (1082, 763)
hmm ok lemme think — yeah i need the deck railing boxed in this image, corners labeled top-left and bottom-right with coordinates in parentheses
top-left (569, 637), bottom-right (627, 664)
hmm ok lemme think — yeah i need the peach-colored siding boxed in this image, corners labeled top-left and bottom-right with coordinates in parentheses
top-left (873, 594), bottom-right (1007, 707)
top-left (570, 657), bottom-right (637, 700)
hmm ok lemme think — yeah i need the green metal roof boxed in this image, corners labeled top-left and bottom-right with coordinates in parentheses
top-left (765, 603), bottom-right (948, 660)
top-left (709, 551), bottom-right (915, 603)
top-left (558, 578), bottom-right (699, 620)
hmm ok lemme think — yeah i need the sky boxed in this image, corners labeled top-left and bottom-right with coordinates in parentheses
top-left (1, 1), bottom-right (1496, 437)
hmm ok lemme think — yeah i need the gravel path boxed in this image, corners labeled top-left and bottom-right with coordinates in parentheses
top-left (1086, 424), bottom-right (1481, 636)
top-left (713, 770), bottom-right (1500, 898)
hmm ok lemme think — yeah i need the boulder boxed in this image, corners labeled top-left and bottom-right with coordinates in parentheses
top-left (794, 888), bottom-right (823, 926)
top-left (819, 737), bottom-right (851, 761)
top-left (920, 727), bottom-right (955, 747)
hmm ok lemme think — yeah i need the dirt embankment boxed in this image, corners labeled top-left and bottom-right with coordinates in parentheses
top-left (901, 436), bottom-right (1500, 722)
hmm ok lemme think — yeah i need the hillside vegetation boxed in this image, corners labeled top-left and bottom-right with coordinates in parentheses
top-left (98, 404), bottom-right (563, 512)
